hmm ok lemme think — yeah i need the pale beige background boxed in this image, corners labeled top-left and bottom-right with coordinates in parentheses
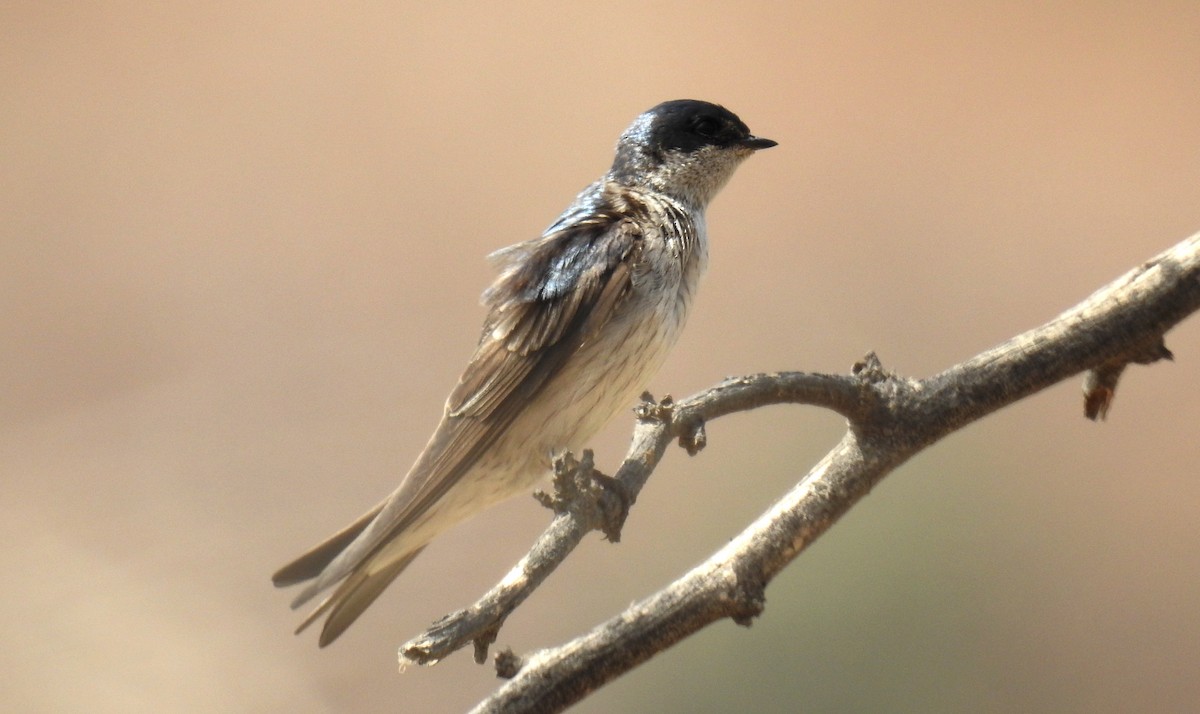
top-left (4, 2), bottom-right (1200, 712)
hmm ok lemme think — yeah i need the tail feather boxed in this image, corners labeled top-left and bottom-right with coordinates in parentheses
top-left (275, 498), bottom-right (430, 644)
top-left (272, 500), bottom-right (386, 587)
top-left (299, 545), bottom-right (428, 647)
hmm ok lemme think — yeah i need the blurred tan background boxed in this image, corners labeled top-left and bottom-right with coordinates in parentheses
top-left (4, 2), bottom-right (1200, 712)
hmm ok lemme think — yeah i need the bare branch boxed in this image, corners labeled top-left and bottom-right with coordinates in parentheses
top-left (404, 232), bottom-right (1199, 712)
top-left (400, 371), bottom-right (864, 665)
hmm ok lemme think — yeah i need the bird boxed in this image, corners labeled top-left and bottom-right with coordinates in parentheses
top-left (273, 99), bottom-right (776, 646)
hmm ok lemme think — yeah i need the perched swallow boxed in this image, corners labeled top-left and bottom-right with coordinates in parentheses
top-left (274, 99), bottom-right (776, 645)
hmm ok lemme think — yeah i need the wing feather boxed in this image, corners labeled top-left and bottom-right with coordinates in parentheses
top-left (450, 212), bottom-right (642, 416)
top-left (286, 193), bottom-right (645, 612)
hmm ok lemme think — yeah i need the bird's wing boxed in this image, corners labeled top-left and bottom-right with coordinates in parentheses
top-left (286, 195), bottom-right (645, 607)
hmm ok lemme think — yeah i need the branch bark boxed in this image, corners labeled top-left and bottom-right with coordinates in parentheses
top-left (404, 232), bottom-right (1200, 712)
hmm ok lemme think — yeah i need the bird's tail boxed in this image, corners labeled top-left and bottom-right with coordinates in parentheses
top-left (272, 500), bottom-right (385, 587)
top-left (292, 544), bottom-right (427, 647)
top-left (273, 499), bottom-right (427, 646)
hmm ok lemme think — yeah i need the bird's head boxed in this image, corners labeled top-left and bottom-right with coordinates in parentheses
top-left (610, 99), bottom-right (776, 208)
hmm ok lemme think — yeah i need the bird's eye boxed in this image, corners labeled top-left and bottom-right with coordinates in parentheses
top-left (692, 117), bottom-right (720, 139)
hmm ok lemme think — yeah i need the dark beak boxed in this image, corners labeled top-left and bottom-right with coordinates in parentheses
top-left (739, 135), bottom-right (778, 150)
